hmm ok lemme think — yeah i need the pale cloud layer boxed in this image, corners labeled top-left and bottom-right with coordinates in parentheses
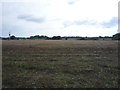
top-left (0, 0), bottom-right (119, 37)
top-left (18, 15), bottom-right (45, 23)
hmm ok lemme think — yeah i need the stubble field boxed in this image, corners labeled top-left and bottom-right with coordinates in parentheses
top-left (2, 40), bottom-right (119, 88)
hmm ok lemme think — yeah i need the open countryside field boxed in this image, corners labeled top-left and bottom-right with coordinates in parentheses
top-left (2, 40), bottom-right (119, 88)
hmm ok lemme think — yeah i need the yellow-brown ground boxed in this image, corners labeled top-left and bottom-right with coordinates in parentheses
top-left (2, 40), bottom-right (119, 88)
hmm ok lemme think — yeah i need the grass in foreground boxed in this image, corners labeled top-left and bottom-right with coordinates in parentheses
top-left (2, 40), bottom-right (119, 88)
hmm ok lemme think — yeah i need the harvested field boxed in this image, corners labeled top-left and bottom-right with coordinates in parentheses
top-left (2, 40), bottom-right (119, 88)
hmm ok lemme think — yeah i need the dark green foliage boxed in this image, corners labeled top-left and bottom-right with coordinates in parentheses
top-left (65, 37), bottom-right (68, 40)
top-left (1, 34), bottom-right (114, 40)
top-left (112, 33), bottom-right (120, 40)
top-left (30, 35), bottom-right (48, 40)
top-left (10, 35), bottom-right (16, 40)
top-left (52, 36), bottom-right (62, 40)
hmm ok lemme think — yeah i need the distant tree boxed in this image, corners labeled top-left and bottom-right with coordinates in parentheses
top-left (52, 36), bottom-right (62, 40)
top-left (80, 37), bottom-right (86, 40)
top-left (88, 37), bottom-right (98, 40)
top-left (10, 35), bottom-right (16, 40)
top-left (30, 35), bottom-right (48, 40)
top-left (65, 37), bottom-right (67, 40)
top-left (99, 36), bottom-right (102, 38)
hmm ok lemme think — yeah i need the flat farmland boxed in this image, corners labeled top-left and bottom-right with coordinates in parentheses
top-left (2, 40), bottom-right (119, 88)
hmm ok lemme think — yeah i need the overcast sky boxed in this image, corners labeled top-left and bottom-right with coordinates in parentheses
top-left (1, 0), bottom-right (119, 37)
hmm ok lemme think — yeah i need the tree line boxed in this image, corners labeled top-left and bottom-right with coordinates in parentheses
top-left (1, 33), bottom-right (120, 40)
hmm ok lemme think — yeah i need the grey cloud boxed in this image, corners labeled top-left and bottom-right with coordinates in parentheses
top-left (17, 15), bottom-right (45, 23)
top-left (17, 15), bottom-right (32, 19)
top-left (63, 17), bottom-right (118, 28)
top-left (101, 17), bottom-right (118, 28)
top-left (63, 21), bottom-right (72, 27)
top-left (68, 0), bottom-right (79, 5)
top-left (74, 17), bottom-right (118, 28)
top-left (26, 17), bottom-right (45, 23)
top-left (74, 20), bottom-right (96, 25)
top-left (68, 1), bottom-right (75, 5)
top-left (63, 20), bottom-right (97, 28)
